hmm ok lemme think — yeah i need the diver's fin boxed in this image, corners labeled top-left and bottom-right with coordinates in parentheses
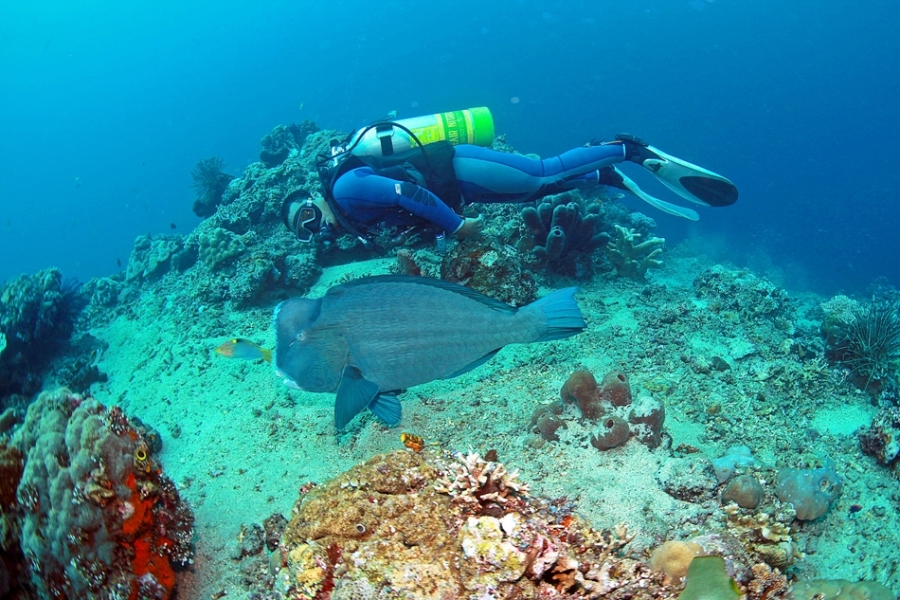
top-left (637, 145), bottom-right (738, 208)
top-left (611, 167), bottom-right (700, 221)
top-left (368, 392), bottom-right (402, 426)
top-left (335, 365), bottom-right (379, 430)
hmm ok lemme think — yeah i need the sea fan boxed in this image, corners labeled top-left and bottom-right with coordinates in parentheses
top-left (834, 300), bottom-right (900, 391)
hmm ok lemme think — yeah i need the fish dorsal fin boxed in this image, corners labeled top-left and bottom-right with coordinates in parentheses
top-left (335, 365), bottom-right (380, 430)
top-left (327, 274), bottom-right (515, 313)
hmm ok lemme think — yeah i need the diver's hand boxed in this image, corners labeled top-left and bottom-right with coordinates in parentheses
top-left (455, 215), bottom-right (484, 239)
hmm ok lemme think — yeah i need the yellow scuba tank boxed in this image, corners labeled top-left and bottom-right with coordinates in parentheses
top-left (348, 107), bottom-right (494, 162)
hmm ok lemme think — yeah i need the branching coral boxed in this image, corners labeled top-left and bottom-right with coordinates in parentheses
top-left (606, 224), bottom-right (664, 280)
top-left (435, 451), bottom-right (529, 515)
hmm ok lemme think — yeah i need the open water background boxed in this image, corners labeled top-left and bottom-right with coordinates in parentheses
top-left (2, 0), bottom-right (898, 294)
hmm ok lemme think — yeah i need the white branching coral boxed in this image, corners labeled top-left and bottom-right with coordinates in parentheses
top-left (435, 452), bottom-right (529, 510)
top-left (607, 224), bottom-right (664, 280)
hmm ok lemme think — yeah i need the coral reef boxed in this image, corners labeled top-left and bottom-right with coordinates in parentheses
top-left (126, 234), bottom-right (197, 282)
top-left (191, 156), bottom-right (235, 217)
top-left (270, 449), bottom-right (674, 599)
top-left (259, 121), bottom-right (320, 167)
top-left (859, 406), bottom-right (900, 467)
top-left (693, 265), bottom-right (794, 322)
top-left (649, 540), bottom-right (704, 584)
top-left (1, 388), bottom-right (193, 599)
top-left (198, 227), bottom-right (247, 270)
top-left (710, 446), bottom-right (758, 484)
top-left (721, 502), bottom-right (798, 572)
top-left (440, 235), bottom-right (537, 306)
top-left (606, 224), bottom-right (664, 280)
top-left (96, 129), bottom-right (337, 314)
top-left (721, 474), bottom-right (764, 509)
top-left (0, 269), bottom-right (87, 402)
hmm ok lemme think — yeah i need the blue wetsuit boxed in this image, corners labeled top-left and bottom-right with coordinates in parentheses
top-left (331, 143), bottom-right (626, 235)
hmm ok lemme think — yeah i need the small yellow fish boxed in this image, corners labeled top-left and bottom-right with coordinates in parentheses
top-left (215, 338), bottom-right (272, 363)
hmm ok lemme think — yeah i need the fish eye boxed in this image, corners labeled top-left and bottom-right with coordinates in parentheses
top-left (296, 331), bottom-right (307, 342)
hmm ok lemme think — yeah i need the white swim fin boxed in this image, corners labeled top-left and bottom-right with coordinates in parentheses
top-left (614, 134), bottom-right (738, 208)
top-left (611, 167), bottom-right (700, 221)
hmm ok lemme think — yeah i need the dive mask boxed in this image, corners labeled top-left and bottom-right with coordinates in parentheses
top-left (282, 190), bottom-right (323, 243)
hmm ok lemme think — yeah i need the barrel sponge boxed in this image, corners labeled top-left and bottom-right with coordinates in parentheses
top-left (529, 400), bottom-right (566, 442)
top-left (599, 370), bottom-right (632, 407)
top-left (791, 579), bottom-right (896, 600)
top-left (198, 226), bottom-right (246, 270)
top-left (721, 474), bottom-right (764, 509)
top-left (649, 540), bottom-right (704, 584)
top-left (775, 466), bottom-right (843, 521)
top-left (590, 415), bottom-right (630, 451)
top-left (560, 370), bottom-right (603, 420)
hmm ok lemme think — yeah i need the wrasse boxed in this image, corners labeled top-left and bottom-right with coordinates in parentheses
top-left (215, 338), bottom-right (272, 363)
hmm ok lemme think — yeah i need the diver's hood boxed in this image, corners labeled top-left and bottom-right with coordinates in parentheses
top-left (641, 145), bottom-right (739, 208)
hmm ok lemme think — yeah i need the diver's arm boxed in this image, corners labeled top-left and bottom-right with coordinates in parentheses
top-left (392, 180), bottom-right (464, 233)
top-left (333, 166), bottom-right (464, 233)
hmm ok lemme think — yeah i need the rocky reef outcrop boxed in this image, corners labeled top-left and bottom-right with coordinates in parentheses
top-left (0, 389), bottom-right (194, 599)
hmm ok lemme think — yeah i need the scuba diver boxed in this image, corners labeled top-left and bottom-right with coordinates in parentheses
top-left (281, 107), bottom-right (738, 249)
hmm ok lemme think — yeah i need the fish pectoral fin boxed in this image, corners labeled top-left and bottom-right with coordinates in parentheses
top-left (368, 392), bottom-right (402, 426)
top-left (443, 348), bottom-right (501, 379)
top-left (334, 366), bottom-right (380, 430)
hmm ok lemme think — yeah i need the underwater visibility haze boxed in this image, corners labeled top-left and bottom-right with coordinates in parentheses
top-left (1, 1), bottom-right (900, 599)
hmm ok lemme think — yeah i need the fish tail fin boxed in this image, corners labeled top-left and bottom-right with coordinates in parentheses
top-left (261, 347), bottom-right (273, 363)
top-left (526, 287), bottom-right (586, 341)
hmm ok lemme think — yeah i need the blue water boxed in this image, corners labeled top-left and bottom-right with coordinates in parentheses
top-left (2, 0), bottom-right (898, 295)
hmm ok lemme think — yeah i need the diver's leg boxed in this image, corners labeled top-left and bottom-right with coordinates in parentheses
top-left (452, 144), bottom-right (625, 204)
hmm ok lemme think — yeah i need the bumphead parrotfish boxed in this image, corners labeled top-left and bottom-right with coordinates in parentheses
top-left (274, 275), bottom-right (585, 429)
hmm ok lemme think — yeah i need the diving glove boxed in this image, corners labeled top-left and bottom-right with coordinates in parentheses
top-left (615, 133), bottom-right (739, 208)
